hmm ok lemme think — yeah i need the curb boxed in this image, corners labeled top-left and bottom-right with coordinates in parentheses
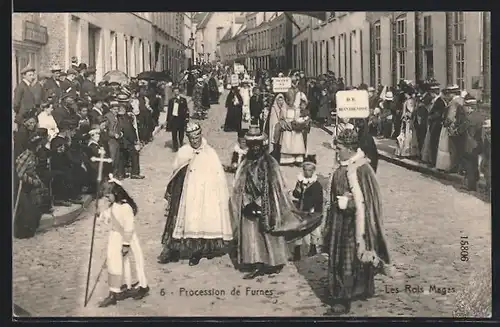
top-left (35, 124), bottom-right (165, 235)
top-left (317, 124), bottom-right (488, 191)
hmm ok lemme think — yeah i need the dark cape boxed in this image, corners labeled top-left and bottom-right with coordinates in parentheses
top-left (323, 156), bottom-right (390, 302)
top-left (159, 164), bottom-right (230, 260)
top-left (230, 152), bottom-right (322, 267)
top-left (208, 77), bottom-right (220, 104)
top-left (223, 91), bottom-right (243, 132)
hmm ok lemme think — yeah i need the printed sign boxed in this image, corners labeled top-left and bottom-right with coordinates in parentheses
top-left (230, 74), bottom-right (240, 86)
top-left (234, 64), bottom-right (245, 74)
top-left (335, 90), bottom-right (370, 119)
top-left (272, 77), bottom-right (292, 93)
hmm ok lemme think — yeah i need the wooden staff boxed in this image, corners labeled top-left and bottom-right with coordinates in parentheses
top-left (84, 147), bottom-right (112, 307)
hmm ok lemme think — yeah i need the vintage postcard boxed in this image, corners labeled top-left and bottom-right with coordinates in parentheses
top-left (12, 11), bottom-right (491, 318)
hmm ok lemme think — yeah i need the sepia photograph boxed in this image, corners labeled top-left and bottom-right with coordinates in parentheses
top-left (12, 11), bottom-right (491, 318)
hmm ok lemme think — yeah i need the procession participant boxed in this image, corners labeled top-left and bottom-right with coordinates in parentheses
top-left (165, 85), bottom-right (189, 152)
top-left (14, 129), bottom-right (50, 239)
top-left (45, 64), bottom-right (63, 99)
top-left (354, 119), bottom-right (379, 173)
top-left (240, 81), bottom-right (252, 130)
top-left (223, 86), bottom-right (244, 132)
top-left (457, 95), bottom-right (484, 191)
top-left (137, 86), bottom-right (154, 143)
top-left (230, 126), bottom-right (323, 279)
top-left (286, 75), bottom-right (299, 107)
top-left (37, 101), bottom-right (59, 149)
top-left (323, 128), bottom-right (390, 315)
top-left (159, 122), bottom-right (233, 266)
top-left (98, 176), bottom-right (149, 307)
top-left (192, 77), bottom-right (205, 119)
top-left (249, 87), bottom-right (264, 129)
top-left (116, 94), bottom-right (145, 180)
top-left (201, 74), bottom-right (211, 114)
top-left (208, 73), bottom-right (220, 104)
top-left (223, 131), bottom-right (248, 173)
top-left (85, 126), bottom-right (102, 192)
top-left (290, 155), bottom-right (324, 261)
top-left (13, 65), bottom-right (37, 126)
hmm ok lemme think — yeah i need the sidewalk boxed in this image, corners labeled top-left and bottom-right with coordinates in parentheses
top-left (319, 124), bottom-right (488, 191)
top-left (36, 114), bottom-right (168, 234)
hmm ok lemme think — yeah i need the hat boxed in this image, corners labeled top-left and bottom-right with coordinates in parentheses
top-left (67, 68), bottom-right (78, 75)
top-left (464, 94), bottom-right (477, 105)
top-left (59, 71), bottom-right (67, 77)
top-left (71, 56), bottom-right (79, 64)
top-left (443, 84), bottom-right (460, 93)
top-left (109, 101), bottom-right (120, 108)
top-left (368, 86), bottom-right (375, 92)
top-left (50, 64), bottom-right (62, 72)
top-left (244, 125), bottom-right (267, 142)
top-left (429, 84), bottom-right (441, 91)
top-left (78, 63), bottom-right (88, 70)
top-left (20, 65), bottom-right (36, 75)
top-left (197, 78), bottom-right (204, 82)
top-left (302, 154), bottom-right (317, 167)
top-left (38, 70), bottom-right (52, 79)
top-left (186, 122), bottom-right (201, 135)
top-left (91, 94), bottom-right (106, 103)
top-left (335, 128), bottom-right (359, 147)
top-left (60, 93), bottom-right (76, 103)
top-left (115, 93), bottom-right (130, 102)
top-left (384, 91), bottom-right (394, 101)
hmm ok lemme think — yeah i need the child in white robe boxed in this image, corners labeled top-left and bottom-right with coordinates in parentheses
top-left (98, 174), bottom-right (149, 307)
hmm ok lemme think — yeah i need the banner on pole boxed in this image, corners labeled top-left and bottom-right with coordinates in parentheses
top-left (234, 64), bottom-right (245, 74)
top-left (335, 90), bottom-right (370, 119)
top-left (272, 77), bottom-right (292, 93)
top-left (230, 74), bottom-right (240, 86)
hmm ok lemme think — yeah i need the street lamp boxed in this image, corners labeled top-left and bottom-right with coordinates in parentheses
top-left (188, 33), bottom-right (195, 68)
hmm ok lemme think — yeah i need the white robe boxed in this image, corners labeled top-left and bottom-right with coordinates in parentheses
top-left (168, 138), bottom-right (233, 241)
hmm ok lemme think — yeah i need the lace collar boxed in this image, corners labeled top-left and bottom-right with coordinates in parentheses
top-left (297, 173), bottom-right (318, 184)
top-left (340, 148), bottom-right (366, 166)
top-left (192, 138), bottom-right (207, 154)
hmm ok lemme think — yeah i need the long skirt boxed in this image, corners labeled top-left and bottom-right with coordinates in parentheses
top-left (239, 213), bottom-right (288, 267)
top-left (223, 105), bottom-right (242, 132)
top-left (435, 126), bottom-right (452, 171)
top-left (13, 190), bottom-right (43, 239)
top-left (159, 166), bottom-right (230, 259)
top-left (280, 130), bottom-right (306, 164)
top-left (421, 125), bottom-right (433, 164)
top-left (395, 120), bottom-right (419, 158)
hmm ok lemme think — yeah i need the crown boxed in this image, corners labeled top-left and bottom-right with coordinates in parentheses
top-left (335, 128), bottom-right (359, 147)
top-left (186, 122), bottom-right (201, 134)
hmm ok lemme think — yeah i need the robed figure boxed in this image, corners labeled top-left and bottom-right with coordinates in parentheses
top-left (159, 123), bottom-right (233, 266)
top-left (323, 128), bottom-right (390, 315)
top-left (230, 126), bottom-right (322, 280)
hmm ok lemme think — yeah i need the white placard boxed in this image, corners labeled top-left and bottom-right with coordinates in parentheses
top-left (335, 90), bottom-right (370, 119)
top-left (272, 77), bottom-right (292, 93)
top-left (230, 74), bottom-right (240, 86)
top-left (234, 64), bottom-right (245, 74)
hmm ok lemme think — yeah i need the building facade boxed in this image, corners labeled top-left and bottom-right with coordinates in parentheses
top-left (269, 12), bottom-right (293, 72)
top-left (295, 11), bottom-right (490, 100)
top-left (245, 12), bottom-right (271, 70)
top-left (12, 12), bottom-right (190, 86)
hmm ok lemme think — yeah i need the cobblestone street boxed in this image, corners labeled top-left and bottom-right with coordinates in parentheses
top-left (13, 91), bottom-right (491, 317)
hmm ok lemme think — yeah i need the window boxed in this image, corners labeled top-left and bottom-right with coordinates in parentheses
top-left (374, 23), bottom-right (381, 52)
top-left (70, 16), bottom-right (81, 63)
top-left (397, 50), bottom-right (406, 80)
top-left (454, 44), bottom-right (465, 89)
top-left (375, 53), bottom-right (382, 86)
top-left (452, 12), bottom-right (464, 41)
top-left (331, 36), bottom-right (335, 74)
top-left (293, 44), bottom-right (298, 68)
top-left (423, 16), bottom-right (432, 46)
top-left (319, 41), bottom-right (323, 74)
top-left (124, 37), bottom-right (129, 74)
top-left (325, 40), bottom-right (329, 71)
top-left (374, 22), bottom-right (381, 86)
top-left (424, 50), bottom-right (434, 79)
top-left (313, 41), bottom-right (318, 76)
top-left (396, 17), bottom-right (407, 49)
top-left (216, 27), bottom-right (223, 44)
top-left (138, 39), bottom-right (144, 72)
top-left (110, 31), bottom-right (117, 70)
top-left (130, 36), bottom-right (136, 76)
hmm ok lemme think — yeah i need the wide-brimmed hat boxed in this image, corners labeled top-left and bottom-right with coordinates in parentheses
top-left (384, 91), bottom-right (394, 101)
top-left (115, 93), bottom-right (130, 103)
top-left (50, 64), bottom-right (62, 72)
top-left (244, 125), bottom-right (267, 142)
top-left (443, 84), bottom-right (460, 93)
top-left (464, 94), bottom-right (477, 105)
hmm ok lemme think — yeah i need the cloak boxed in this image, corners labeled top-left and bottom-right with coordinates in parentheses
top-left (230, 152), bottom-right (322, 244)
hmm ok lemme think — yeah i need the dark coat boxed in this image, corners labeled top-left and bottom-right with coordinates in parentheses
top-left (292, 179), bottom-right (323, 213)
top-left (117, 114), bottom-right (138, 149)
top-left (60, 79), bottom-right (79, 98)
top-left (166, 96), bottom-right (189, 128)
top-left (81, 79), bottom-right (97, 100)
top-left (249, 94), bottom-right (264, 119)
top-left (201, 83), bottom-right (211, 108)
top-left (13, 81), bottom-right (36, 123)
top-left (31, 81), bottom-right (47, 107)
top-left (44, 78), bottom-right (63, 99)
top-left (88, 107), bottom-right (105, 126)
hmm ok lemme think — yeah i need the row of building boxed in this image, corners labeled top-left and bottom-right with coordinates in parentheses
top-left (218, 11), bottom-right (490, 101)
top-left (12, 12), bottom-right (196, 86)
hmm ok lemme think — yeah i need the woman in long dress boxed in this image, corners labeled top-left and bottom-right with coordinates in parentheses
top-left (223, 86), bottom-right (244, 132)
top-left (395, 91), bottom-right (419, 158)
top-left (267, 94), bottom-right (308, 166)
top-left (435, 123), bottom-right (453, 171)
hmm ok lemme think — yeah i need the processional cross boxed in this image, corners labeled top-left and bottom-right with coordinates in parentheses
top-left (84, 147), bottom-right (113, 307)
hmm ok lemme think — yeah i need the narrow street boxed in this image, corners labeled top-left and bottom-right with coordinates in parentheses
top-left (13, 90), bottom-right (491, 317)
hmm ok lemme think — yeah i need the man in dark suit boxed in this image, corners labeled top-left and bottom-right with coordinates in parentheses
top-left (60, 68), bottom-right (79, 98)
top-left (88, 94), bottom-right (106, 125)
top-left (166, 85), bottom-right (189, 152)
top-left (105, 101), bottom-right (122, 178)
top-left (31, 71), bottom-right (51, 109)
top-left (44, 64), bottom-right (63, 100)
top-left (75, 63), bottom-right (87, 86)
top-left (13, 65), bottom-right (36, 125)
top-left (81, 67), bottom-right (97, 102)
top-left (249, 87), bottom-right (264, 129)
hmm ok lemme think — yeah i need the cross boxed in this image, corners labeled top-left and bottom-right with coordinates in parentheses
top-left (90, 147), bottom-right (113, 183)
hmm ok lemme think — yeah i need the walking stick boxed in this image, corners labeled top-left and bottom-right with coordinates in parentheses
top-left (13, 180), bottom-right (23, 230)
top-left (84, 147), bottom-right (113, 307)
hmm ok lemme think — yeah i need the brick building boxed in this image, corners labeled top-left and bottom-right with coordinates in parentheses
top-left (245, 12), bottom-right (271, 71)
top-left (269, 12), bottom-right (293, 72)
top-left (12, 12), bottom-right (190, 85)
top-left (291, 11), bottom-right (490, 100)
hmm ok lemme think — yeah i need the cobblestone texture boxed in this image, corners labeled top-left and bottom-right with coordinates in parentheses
top-left (13, 91), bottom-right (491, 317)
